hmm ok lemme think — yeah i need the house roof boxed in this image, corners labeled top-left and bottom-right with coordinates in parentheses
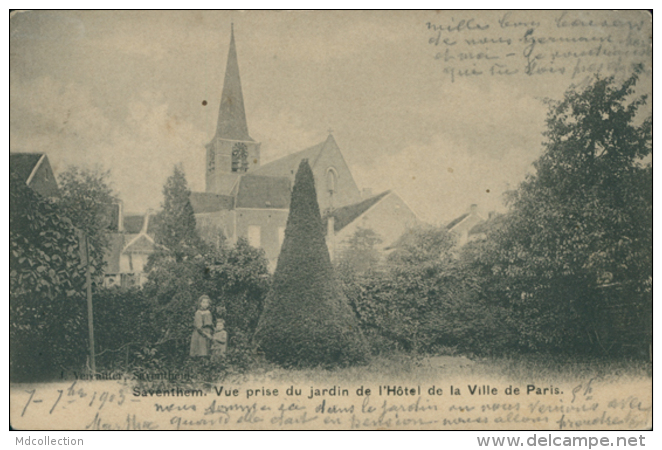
top-left (446, 213), bottom-right (470, 231)
top-left (123, 215), bottom-right (145, 234)
top-left (469, 220), bottom-right (489, 236)
top-left (251, 135), bottom-right (336, 178)
top-left (191, 192), bottom-right (235, 213)
top-left (10, 152), bottom-right (60, 198)
top-left (326, 190), bottom-right (391, 232)
top-left (235, 175), bottom-right (291, 209)
top-left (9, 153), bottom-right (43, 184)
top-left (123, 234), bottom-right (156, 254)
top-left (123, 213), bottom-right (160, 235)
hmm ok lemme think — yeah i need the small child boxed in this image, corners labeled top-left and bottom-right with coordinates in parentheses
top-left (210, 319), bottom-right (227, 360)
top-left (190, 295), bottom-right (213, 357)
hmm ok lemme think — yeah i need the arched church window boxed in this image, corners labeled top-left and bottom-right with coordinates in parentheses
top-left (232, 143), bottom-right (249, 172)
top-left (326, 168), bottom-right (337, 194)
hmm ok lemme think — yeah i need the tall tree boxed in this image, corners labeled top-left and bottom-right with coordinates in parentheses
top-left (474, 69), bottom-right (652, 355)
top-left (154, 165), bottom-right (200, 262)
top-left (254, 160), bottom-right (368, 368)
top-left (58, 166), bottom-right (118, 274)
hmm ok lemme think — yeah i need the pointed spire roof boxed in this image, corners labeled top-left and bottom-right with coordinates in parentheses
top-left (214, 24), bottom-right (253, 142)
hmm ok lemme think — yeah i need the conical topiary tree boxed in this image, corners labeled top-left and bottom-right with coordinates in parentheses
top-left (254, 159), bottom-right (368, 368)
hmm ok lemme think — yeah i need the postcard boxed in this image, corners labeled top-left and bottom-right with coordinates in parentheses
top-left (9, 10), bottom-right (652, 431)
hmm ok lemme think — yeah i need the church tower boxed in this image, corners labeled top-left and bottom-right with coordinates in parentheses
top-left (206, 25), bottom-right (261, 194)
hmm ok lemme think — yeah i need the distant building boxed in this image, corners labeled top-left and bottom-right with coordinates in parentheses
top-left (446, 204), bottom-right (487, 246)
top-left (191, 26), bottom-right (418, 268)
top-left (9, 152), bottom-right (142, 286)
top-left (324, 190), bottom-right (419, 259)
top-left (103, 210), bottom-right (160, 288)
top-left (10, 153), bottom-right (60, 199)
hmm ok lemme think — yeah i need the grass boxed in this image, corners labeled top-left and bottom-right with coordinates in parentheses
top-left (12, 351), bottom-right (650, 390)
top-left (224, 352), bottom-right (651, 387)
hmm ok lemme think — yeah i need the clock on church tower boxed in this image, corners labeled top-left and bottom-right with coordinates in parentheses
top-left (205, 26), bottom-right (261, 194)
top-left (232, 142), bottom-right (249, 173)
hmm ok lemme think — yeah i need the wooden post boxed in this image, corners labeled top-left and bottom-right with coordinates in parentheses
top-left (79, 232), bottom-right (96, 374)
top-left (86, 235), bottom-right (96, 374)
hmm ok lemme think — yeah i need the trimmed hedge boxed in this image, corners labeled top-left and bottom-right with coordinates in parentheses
top-left (255, 160), bottom-right (368, 368)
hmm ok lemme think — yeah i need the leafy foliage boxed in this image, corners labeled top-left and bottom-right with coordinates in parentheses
top-left (387, 225), bottom-right (456, 267)
top-left (143, 239), bottom-right (270, 362)
top-left (346, 225), bottom-right (481, 354)
top-left (462, 70), bottom-right (652, 355)
top-left (255, 160), bottom-right (368, 368)
top-left (153, 165), bottom-right (200, 261)
top-left (110, 166), bottom-right (271, 374)
top-left (92, 287), bottom-right (155, 371)
top-left (335, 227), bottom-right (383, 280)
top-left (339, 71), bottom-right (651, 359)
top-left (10, 173), bottom-right (87, 380)
top-left (89, 238), bottom-right (270, 377)
top-left (58, 166), bottom-right (118, 275)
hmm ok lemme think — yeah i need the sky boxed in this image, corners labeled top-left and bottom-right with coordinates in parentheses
top-left (9, 10), bottom-right (652, 224)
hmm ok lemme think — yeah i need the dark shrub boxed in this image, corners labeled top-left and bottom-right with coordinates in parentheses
top-left (254, 160), bottom-right (368, 368)
top-left (10, 173), bottom-right (89, 381)
top-left (93, 286), bottom-right (155, 371)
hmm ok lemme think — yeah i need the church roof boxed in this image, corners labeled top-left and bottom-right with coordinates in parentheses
top-left (326, 190), bottom-right (391, 232)
top-left (213, 25), bottom-right (253, 142)
top-left (251, 134), bottom-right (336, 178)
top-left (210, 173), bottom-right (241, 196)
top-left (235, 175), bottom-right (291, 209)
top-left (191, 192), bottom-right (235, 213)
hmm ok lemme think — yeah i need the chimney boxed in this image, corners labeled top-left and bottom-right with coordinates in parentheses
top-left (117, 200), bottom-right (124, 232)
top-left (141, 209), bottom-right (155, 235)
top-left (470, 204), bottom-right (478, 213)
top-left (362, 188), bottom-right (373, 199)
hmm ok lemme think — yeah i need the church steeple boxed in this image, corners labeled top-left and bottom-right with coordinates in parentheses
top-left (215, 24), bottom-right (252, 141)
top-left (206, 25), bottom-right (261, 194)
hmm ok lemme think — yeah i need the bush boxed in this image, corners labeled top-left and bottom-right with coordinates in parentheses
top-left (92, 286), bottom-right (155, 372)
top-left (10, 173), bottom-right (88, 381)
top-left (343, 225), bottom-right (483, 354)
top-left (255, 160), bottom-right (368, 368)
top-left (141, 239), bottom-right (269, 365)
top-left (344, 72), bottom-right (652, 360)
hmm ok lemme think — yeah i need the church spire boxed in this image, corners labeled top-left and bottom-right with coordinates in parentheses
top-left (215, 24), bottom-right (253, 141)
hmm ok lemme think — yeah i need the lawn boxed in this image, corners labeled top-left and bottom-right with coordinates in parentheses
top-left (221, 352), bottom-right (652, 387)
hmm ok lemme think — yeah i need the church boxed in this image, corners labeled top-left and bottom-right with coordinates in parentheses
top-left (191, 26), bottom-right (419, 268)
